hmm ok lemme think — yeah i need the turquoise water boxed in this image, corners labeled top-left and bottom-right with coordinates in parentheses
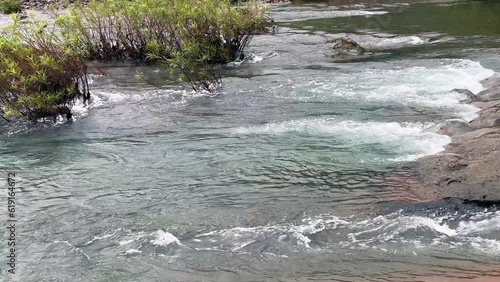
top-left (1, 1), bottom-right (500, 281)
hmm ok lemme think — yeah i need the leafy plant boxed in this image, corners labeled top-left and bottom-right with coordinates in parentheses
top-left (0, 16), bottom-right (90, 122)
top-left (0, 0), bottom-right (21, 14)
top-left (56, 0), bottom-right (268, 91)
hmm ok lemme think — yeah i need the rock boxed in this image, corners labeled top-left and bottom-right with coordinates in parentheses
top-left (330, 37), bottom-right (368, 56)
top-left (20, 0), bottom-right (78, 10)
top-left (476, 85), bottom-right (500, 102)
top-left (470, 101), bottom-right (500, 129)
top-left (451, 88), bottom-right (480, 102)
top-left (395, 76), bottom-right (500, 203)
top-left (480, 74), bottom-right (500, 89)
top-left (415, 130), bottom-right (500, 202)
top-left (424, 119), bottom-right (474, 137)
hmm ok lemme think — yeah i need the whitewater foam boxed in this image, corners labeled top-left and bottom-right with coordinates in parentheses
top-left (234, 119), bottom-right (450, 162)
top-left (194, 210), bottom-right (500, 256)
top-left (270, 9), bottom-right (389, 22)
top-left (335, 34), bottom-right (429, 50)
top-left (150, 230), bottom-right (182, 246)
top-left (197, 215), bottom-right (348, 249)
top-left (124, 249), bottom-right (142, 255)
top-left (291, 59), bottom-right (494, 121)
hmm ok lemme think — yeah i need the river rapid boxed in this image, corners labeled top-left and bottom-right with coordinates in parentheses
top-left (1, 0), bottom-right (500, 281)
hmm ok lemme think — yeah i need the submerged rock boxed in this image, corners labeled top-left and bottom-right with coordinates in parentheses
top-left (330, 37), bottom-right (369, 56)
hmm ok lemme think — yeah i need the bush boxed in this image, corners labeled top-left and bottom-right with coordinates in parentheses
top-left (56, 0), bottom-right (267, 91)
top-left (0, 0), bottom-right (21, 14)
top-left (0, 0), bottom-right (269, 122)
top-left (0, 16), bottom-right (90, 122)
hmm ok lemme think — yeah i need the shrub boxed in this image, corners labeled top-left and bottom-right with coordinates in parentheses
top-left (0, 16), bottom-right (90, 122)
top-left (0, 0), bottom-right (269, 121)
top-left (0, 0), bottom-right (21, 14)
top-left (56, 0), bottom-right (267, 91)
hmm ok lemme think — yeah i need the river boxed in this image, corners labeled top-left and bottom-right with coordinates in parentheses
top-left (1, 0), bottom-right (500, 281)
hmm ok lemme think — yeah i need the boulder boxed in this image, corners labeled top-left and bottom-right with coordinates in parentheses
top-left (330, 37), bottom-right (368, 56)
top-left (416, 129), bottom-right (500, 202)
top-left (477, 85), bottom-right (500, 102)
top-left (480, 74), bottom-right (500, 89)
top-left (470, 100), bottom-right (500, 129)
top-left (451, 88), bottom-right (480, 102)
top-left (424, 119), bottom-right (474, 137)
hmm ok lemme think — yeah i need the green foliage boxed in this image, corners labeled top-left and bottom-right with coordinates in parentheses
top-left (0, 16), bottom-right (89, 122)
top-left (0, 0), bottom-right (269, 122)
top-left (0, 0), bottom-right (21, 14)
top-left (57, 0), bottom-right (267, 91)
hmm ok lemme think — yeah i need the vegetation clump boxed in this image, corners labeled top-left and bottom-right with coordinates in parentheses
top-left (0, 17), bottom-right (90, 122)
top-left (0, 0), bottom-right (268, 122)
top-left (56, 0), bottom-right (267, 91)
top-left (0, 0), bottom-right (21, 14)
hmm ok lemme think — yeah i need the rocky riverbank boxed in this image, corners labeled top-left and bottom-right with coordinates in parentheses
top-left (20, 0), bottom-right (87, 10)
top-left (406, 74), bottom-right (500, 202)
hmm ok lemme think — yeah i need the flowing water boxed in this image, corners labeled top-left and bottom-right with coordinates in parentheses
top-left (1, 0), bottom-right (500, 281)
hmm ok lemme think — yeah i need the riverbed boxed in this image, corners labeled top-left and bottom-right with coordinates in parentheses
top-left (1, 0), bottom-right (500, 281)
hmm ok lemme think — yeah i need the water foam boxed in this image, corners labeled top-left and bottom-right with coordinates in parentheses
top-left (336, 34), bottom-right (429, 50)
top-left (270, 9), bottom-right (389, 22)
top-left (150, 230), bottom-right (182, 246)
top-left (194, 210), bottom-right (500, 256)
top-left (292, 59), bottom-right (494, 121)
top-left (234, 119), bottom-right (450, 161)
top-left (197, 215), bottom-right (348, 249)
top-left (70, 88), bottom-right (193, 120)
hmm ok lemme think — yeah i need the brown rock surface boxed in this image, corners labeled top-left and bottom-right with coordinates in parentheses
top-left (405, 75), bottom-right (500, 202)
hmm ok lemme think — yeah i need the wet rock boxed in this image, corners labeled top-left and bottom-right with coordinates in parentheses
top-left (400, 74), bottom-right (500, 203)
top-left (330, 37), bottom-right (369, 56)
top-left (470, 100), bottom-right (500, 129)
top-left (415, 130), bottom-right (500, 202)
top-left (480, 74), bottom-right (500, 89)
top-left (451, 88), bottom-right (480, 102)
top-left (424, 119), bottom-right (474, 137)
top-left (476, 85), bottom-right (500, 102)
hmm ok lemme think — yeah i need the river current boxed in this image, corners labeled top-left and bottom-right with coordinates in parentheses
top-left (1, 0), bottom-right (500, 281)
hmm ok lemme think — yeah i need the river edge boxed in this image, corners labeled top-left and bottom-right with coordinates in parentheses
top-left (402, 74), bottom-right (500, 203)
